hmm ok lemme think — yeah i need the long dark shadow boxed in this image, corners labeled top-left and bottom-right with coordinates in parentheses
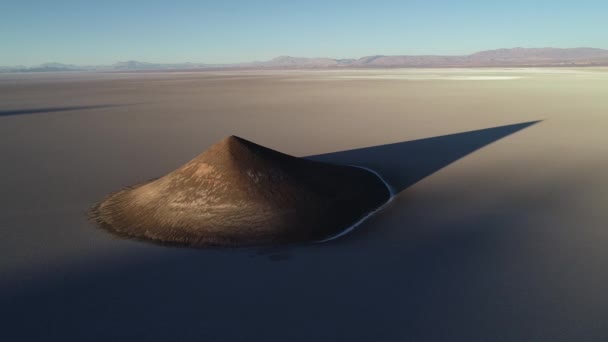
top-left (0, 104), bottom-right (129, 117)
top-left (308, 120), bottom-right (541, 194)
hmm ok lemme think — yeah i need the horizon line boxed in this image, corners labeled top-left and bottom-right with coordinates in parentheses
top-left (3, 46), bottom-right (608, 68)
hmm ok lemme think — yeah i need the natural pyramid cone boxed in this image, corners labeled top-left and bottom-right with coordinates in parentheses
top-left (91, 136), bottom-right (391, 247)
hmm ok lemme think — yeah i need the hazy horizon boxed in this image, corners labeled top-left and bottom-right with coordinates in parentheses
top-left (3, 46), bottom-right (608, 68)
top-left (2, 1), bottom-right (607, 66)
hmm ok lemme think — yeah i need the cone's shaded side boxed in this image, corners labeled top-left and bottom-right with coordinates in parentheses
top-left (91, 136), bottom-right (391, 247)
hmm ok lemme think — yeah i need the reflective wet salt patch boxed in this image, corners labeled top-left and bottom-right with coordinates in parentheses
top-left (329, 75), bottom-right (524, 80)
top-left (446, 76), bottom-right (524, 80)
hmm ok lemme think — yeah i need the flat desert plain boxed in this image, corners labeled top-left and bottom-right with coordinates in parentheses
top-left (1, 68), bottom-right (608, 341)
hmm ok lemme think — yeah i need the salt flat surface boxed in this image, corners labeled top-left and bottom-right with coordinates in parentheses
top-left (330, 75), bottom-right (524, 80)
top-left (1, 68), bottom-right (608, 341)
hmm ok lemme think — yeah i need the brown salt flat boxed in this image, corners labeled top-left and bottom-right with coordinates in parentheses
top-left (3, 69), bottom-right (608, 341)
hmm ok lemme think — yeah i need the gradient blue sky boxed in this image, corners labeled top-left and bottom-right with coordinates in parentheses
top-left (2, 0), bottom-right (607, 66)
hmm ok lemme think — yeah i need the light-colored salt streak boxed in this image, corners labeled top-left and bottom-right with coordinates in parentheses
top-left (318, 166), bottom-right (395, 243)
top-left (331, 75), bottom-right (523, 80)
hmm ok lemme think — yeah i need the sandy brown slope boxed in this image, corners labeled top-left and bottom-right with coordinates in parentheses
top-left (90, 136), bottom-right (391, 247)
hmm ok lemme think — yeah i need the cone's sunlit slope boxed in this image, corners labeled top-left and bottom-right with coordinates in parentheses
top-left (91, 136), bottom-right (391, 247)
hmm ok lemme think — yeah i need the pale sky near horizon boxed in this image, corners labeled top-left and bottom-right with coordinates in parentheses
top-left (1, 0), bottom-right (607, 66)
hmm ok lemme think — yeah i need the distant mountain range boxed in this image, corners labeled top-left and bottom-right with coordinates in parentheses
top-left (3, 48), bottom-right (608, 72)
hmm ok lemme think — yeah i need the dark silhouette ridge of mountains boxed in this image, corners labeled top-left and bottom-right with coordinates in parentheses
top-left (4, 48), bottom-right (608, 72)
top-left (90, 136), bottom-right (391, 247)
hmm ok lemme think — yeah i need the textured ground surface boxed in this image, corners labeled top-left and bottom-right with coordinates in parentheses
top-left (92, 135), bottom-right (390, 246)
top-left (1, 68), bottom-right (608, 341)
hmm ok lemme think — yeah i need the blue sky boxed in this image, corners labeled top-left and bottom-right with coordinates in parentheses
top-left (1, 0), bottom-right (607, 65)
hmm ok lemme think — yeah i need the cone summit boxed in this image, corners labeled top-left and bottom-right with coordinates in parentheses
top-left (91, 136), bottom-right (391, 247)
